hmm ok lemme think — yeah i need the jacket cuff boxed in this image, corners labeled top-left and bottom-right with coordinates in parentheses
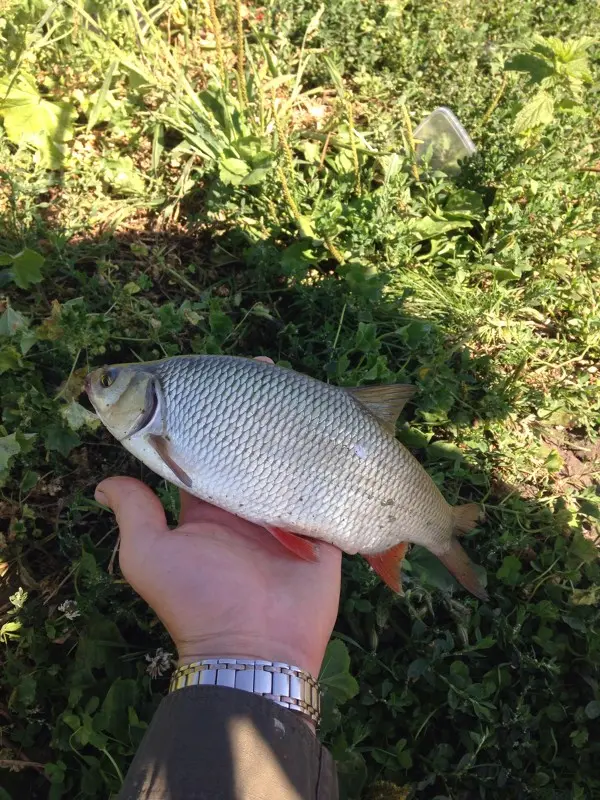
top-left (118, 684), bottom-right (338, 800)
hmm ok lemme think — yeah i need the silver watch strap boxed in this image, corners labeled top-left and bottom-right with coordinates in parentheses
top-left (169, 657), bottom-right (321, 725)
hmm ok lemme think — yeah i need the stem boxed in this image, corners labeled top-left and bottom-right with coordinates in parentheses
top-left (276, 166), bottom-right (302, 228)
top-left (332, 303), bottom-right (347, 350)
top-left (480, 75), bottom-right (507, 130)
top-left (101, 747), bottom-right (124, 784)
top-left (272, 90), bottom-right (296, 178)
top-left (346, 100), bottom-right (361, 195)
top-left (235, 0), bottom-right (247, 107)
top-left (207, 0), bottom-right (226, 86)
top-left (323, 234), bottom-right (345, 264)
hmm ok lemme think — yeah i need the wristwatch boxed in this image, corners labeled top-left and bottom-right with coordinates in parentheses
top-left (169, 657), bottom-right (321, 726)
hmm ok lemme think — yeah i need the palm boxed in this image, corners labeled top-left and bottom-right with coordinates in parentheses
top-left (114, 479), bottom-right (341, 677)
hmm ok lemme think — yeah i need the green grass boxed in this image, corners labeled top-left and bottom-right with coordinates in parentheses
top-left (1, 0), bottom-right (599, 797)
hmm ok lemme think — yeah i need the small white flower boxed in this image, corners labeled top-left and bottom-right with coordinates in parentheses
top-left (145, 648), bottom-right (174, 679)
top-left (58, 600), bottom-right (81, 620)
top-left (9, 587), bottom-right (28, 610)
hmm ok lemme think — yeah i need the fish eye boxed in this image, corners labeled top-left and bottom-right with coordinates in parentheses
top-left (100, 369), bottom-right (116, 388)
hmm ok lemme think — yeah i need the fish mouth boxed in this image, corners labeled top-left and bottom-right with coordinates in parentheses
top-left (126, 376), bottom-right (160, 438)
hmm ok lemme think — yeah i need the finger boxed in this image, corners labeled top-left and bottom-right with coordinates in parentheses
top-left (95, 477), bottom-right (168, 550)
top-left (253, 356), bottom-right (274, 364)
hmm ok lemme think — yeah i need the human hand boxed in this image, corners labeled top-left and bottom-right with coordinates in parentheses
top-left (94, 360), bottom-right (342, 679)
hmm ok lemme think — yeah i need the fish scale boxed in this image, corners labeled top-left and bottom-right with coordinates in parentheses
top-left (86, 354), bottom-right (488, 599)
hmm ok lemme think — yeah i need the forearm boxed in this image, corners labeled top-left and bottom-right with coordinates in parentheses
top-left (118, 685), bottom-right (338, 800)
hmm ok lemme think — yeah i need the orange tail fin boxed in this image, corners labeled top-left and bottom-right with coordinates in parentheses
top-left (438, 539), bottom-right (488, 601)
top-left (362, 542), bottom-right (409, 593)
top-left (439, 502), bottom-right (488, 600)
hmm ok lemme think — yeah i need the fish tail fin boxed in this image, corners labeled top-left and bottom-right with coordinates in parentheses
top-left (438, 538), bottom-right (488, 601)
top-left (362, 542), bottom-right (409, 594)
top-left (442, 502), bottom-right (487, 600)
top-left (452, 502), bottom-right (482, 534)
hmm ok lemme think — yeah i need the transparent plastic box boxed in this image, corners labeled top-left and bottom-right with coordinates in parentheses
top-left (413, 106), bottom-right (476, 176)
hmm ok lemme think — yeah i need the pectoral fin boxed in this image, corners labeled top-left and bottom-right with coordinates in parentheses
top-left (346, 384), bottom-right (415, 434)
top-left (148, 434), bottom-right (193, 488)
top-left (264, 525), bottom-right (319, 562)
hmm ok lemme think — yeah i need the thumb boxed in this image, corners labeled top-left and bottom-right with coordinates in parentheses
top-left (95, 477), bottom-right (168, 549)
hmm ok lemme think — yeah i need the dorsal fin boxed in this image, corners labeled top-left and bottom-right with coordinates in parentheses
top-left (345, 384), bottom-right (415, 434)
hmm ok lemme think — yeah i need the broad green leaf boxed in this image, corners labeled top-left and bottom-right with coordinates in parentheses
top-left (96, 678), bottom-right (139, 740)
top-left (297, 215), bottom-right (317, 239)
top-left (445, 189), bottom-right (485, 219)
top-left (319, 640), bottom-right (359, 703)
top-left (0, 345), bottom-right (22, 373)
top-left (544, 449), bottom-right (564, 473)
top-left (0, 433), bottom-right (21, 471)
top-left (11, 673), bottom-right (36, 707)
top-left (585, 701), bottom-right (600, 720)
top-left (398, 426), bottom-right (432, 449)
top-left (101, 157), bottom-right (145, 195)
top-left (355, 322), bottom-right (378, 352)
top-left (410, 215), bottom-right (471, 240)
top-left (568, 531), bottom-right (598, 564)
top-left (0, 306), bottom-right (28, 335)
top-left (514, 91), bottom-right (555, 133)
top-left (240, 166), bottom-right (271, 186)
top-left (44, 423), bottom-right (80, 457)
top-left (505, 53), bottom-right (554, 83)
top-left (544, 35), bottom-right (595, 66)
top-left (407, 658), bottom-right (430, 679)
top-left (219, 157), bottom-right (251, 185)
top-left (62, 713), bottom-right (81, 731)
top-left (0, 76), bottom-right (76, 168)
top-left (496, 555), bottom-right (523, 584)
top-left (11, 248), bottom-right (44, 289)
top-left (427, 440), bottom-right (464, 462)
top-left (570, 585), bottom-right (600, 606)
top-left (208, 305), bottom-right (233, 342)
top-left (281, 240), bottom-right (320, 273)
top-left (60, 401), bottom-right (101, 431)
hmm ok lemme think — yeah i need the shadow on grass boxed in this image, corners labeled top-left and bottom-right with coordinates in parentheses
top-left (0, 214), bottom-right (598, 799)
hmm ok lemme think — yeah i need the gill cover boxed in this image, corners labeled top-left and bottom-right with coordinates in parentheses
top-left (86, 363), bottom-right (193, 488)
top-left (86, 366), bottom-right (159, 441)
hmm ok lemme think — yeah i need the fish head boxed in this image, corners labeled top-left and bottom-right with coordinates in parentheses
top-left (85, 364), bottom-right (161, 441)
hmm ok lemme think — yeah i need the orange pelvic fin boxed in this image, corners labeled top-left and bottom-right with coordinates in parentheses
top-left (362, 542), bottom-right (409, 593)
top-left (264, 525), bottom-right (319, 562)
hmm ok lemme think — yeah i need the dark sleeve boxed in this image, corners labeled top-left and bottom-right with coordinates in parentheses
top-left (118, 685), bottom-right (338, 800)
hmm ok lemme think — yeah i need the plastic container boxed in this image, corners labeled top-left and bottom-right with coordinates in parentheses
top-left (413, 106), bottom-right (476, 176)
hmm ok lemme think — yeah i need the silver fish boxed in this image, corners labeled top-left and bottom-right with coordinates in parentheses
top-left (86, 355), bottom-right (487, 599)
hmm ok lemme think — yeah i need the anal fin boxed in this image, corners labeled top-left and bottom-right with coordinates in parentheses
top-left (264, 525), bottom-right (319, 562)
top-left (362, 542), bottom-right (409, 593)
top-left (148, 434), bottom-right (193, 488)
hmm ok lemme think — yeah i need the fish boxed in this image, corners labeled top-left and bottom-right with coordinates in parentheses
top-left (85, 354), bottom-right (488, 600)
